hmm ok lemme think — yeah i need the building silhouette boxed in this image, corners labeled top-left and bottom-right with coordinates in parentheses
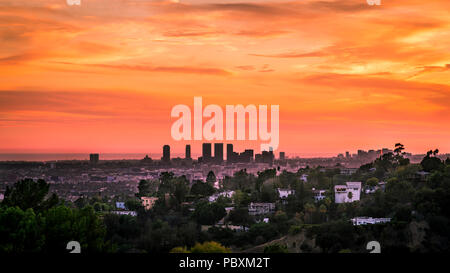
top-left (89, 153), bottom-right (99, 164)
top-left (185, 145), bottom-right (191, 159)
top-left (227, 144), bottom-right (234, 162)
top-left (162, 145), bottom-right (170, 163)
top-left (214, 143), bottom-right (224, 163)
top-left (280, 152), bottom-right (285, 160)
top-left (202, 143), bottom-right (212, 162)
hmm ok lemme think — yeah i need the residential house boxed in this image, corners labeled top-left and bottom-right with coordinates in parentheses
top-left (248, 202), bottom-right (275, 216)
top-left (141, 196), bottom-right (159, 210)
top-left (313, 189), bottom-right (327, 202)
top-left (208, 190), bottom-right (235, 202)
top-left (335, 182), bottom-right (361, 203)
top-left (277, 188), bottom-right (295, 199)
top-left (351, 217), bottom-right (391, 226)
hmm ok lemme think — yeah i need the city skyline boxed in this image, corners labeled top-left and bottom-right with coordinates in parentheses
top-left (1, 0), bottom-right (450, 155)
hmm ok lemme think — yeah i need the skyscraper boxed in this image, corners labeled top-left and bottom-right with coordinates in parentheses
top-left (185, 145), bottom-right (191, 159)
top-left (202, 143), bottom-right (212, 162)
top-left (214, 143), bottom-right (223, 163)
top-left (162, 145), bottom-right (170, 163)
top-left (227, 144), bottom-right (234, 162)
top-left (280, 152), bottom-right (285, 160)
top-left (89, 153), bottom-right (99, 164)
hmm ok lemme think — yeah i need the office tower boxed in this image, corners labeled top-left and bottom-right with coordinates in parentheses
top-left (162, 145), bottom-right (170, 163)
top-left (202, 143), bottom-right (212, 162)
top-left (214, 143), bottom-right (224, 163)
top-left (262, 150), bottom-right (274, 165)
top-left (185, 145), bottom-right (191, 159)
top-left (241, 149), bottom-right (254, 162)
top-left (89, 153), bottom-right (99, 164)
top-left (345, 151), bottom-right (350, 158)
top-left (227, 144), bottom-right (234, 162)
top-left (280, 152), bottom-right (285, 160)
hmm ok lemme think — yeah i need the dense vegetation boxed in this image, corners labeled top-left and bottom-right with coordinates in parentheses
top-left (1, 144), bottom-right (449, 253)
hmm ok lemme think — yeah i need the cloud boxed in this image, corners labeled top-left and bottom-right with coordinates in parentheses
top-left (57, 62), bottom-right (232, 76)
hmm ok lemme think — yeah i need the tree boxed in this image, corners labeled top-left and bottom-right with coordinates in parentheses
top-left (158, 172), bottom-right (175, 194)
top-left (206, 171), bottom-right (217, 186)
top-left (125, 199), bottom-right (142, 211)
top-left (0, 207), bottom-right (44, 252)
top-left (2, 179), bottom-right (58, 212)
top-left (366, 177), bottom-right (379, 187)
top-left (191, 241), bottom-right (231, 253)
top-left (136, 180), bottom-right (152, 197)
top-left (319, 204), bottom-right (327, 222)
top-left (192, 201), bottom-right (226, 225)
top-left (227, 208), bottom-right (254, 227)
top-left (42, 205), bottom-right (107, 253)
top-left (264, 244), bottom-right (288, 253)
top-left (394, 143), bottom-right (405, 157)
top-left (421, 152), bottom-right (443, 172)
top-left (256, 169), bottom-right (277, 191)
top-left (172, 176), bottom-right (189, 205)
top-left (232, 190), bottom-right (250, 208)
top-left (304, 203), bottom-right (316, 224)
top-left (261, 180), bottom-right (278, 202)
top-left (190, 180), bottom-right (215, 197)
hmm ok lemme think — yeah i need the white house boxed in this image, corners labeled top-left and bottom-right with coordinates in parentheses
top-left (313, 189), bottom-right (327, 202)
top-left (277, 188), bottom-right (295, 199)
top-left (351, 217), bottom-right (391, 226)
top-left (300, 174), bottom-right (308, 182)
top-left (335, 182), bottom-right (361, 203)
top-left (208, 190), bottom-right (235, 202)
top-left (340, 168), bottom-right (358, 175)
top-left (248, 202), bottom-right (276, 215)
top-left (111, 211), bottom-right (137, 217)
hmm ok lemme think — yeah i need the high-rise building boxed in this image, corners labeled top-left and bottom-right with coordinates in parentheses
top-left (89, 153), bottom-right (99, 164)
top-left (185, 145), bottom-right (191, 159)
top-left (345, 151), bottom-right (350, 158)
top-left (279, 152), bottom-right (285, 160)
top-left (240, 149), bottom-right (254, 162)
top-left (202, 143), bottom-right (212, 162)
top-left (162, 145), bottom-right (170, 163)
top-left (262, 150), bottom-right (274, 165)
top-left (214, 143), bottom-right (223, 163)
top-left (227, 144), bottom-right (234, 162)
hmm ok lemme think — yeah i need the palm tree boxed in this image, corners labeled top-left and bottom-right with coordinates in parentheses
top-left (304, 203), bottom-right (316, 224)
top-left (319, 204), bottom-right (327, 222)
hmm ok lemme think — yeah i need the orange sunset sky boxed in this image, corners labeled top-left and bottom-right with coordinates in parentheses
top-left (0, 0), bottom-right (449, 157)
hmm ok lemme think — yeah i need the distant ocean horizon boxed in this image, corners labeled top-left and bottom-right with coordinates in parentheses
top-left (0, 153), bottom-right (169, 162)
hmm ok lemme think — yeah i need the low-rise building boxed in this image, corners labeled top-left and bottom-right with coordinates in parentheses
top-left (248, 202), bottom-right (275, 215)
top-left (335, 182), bottom-right (361, 203)
top-left (351, 217), bottom-right (391, 226)
top-left (300, 174), bottom-right (308, 182)
top-left (277, 188), bottom-right (295, 199)
top-left (110, 211), bottom-right (137, 217)
top-left (141, 196), bottom-right (159, 210)
top-left (313, 189), bottom-right (327, 202)
top-left (340, 168), bottom-right (358, 175)
top-left (208, 190), bottom-right (235, 202)
top-left (115, 201), bottom-right (126, 209)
